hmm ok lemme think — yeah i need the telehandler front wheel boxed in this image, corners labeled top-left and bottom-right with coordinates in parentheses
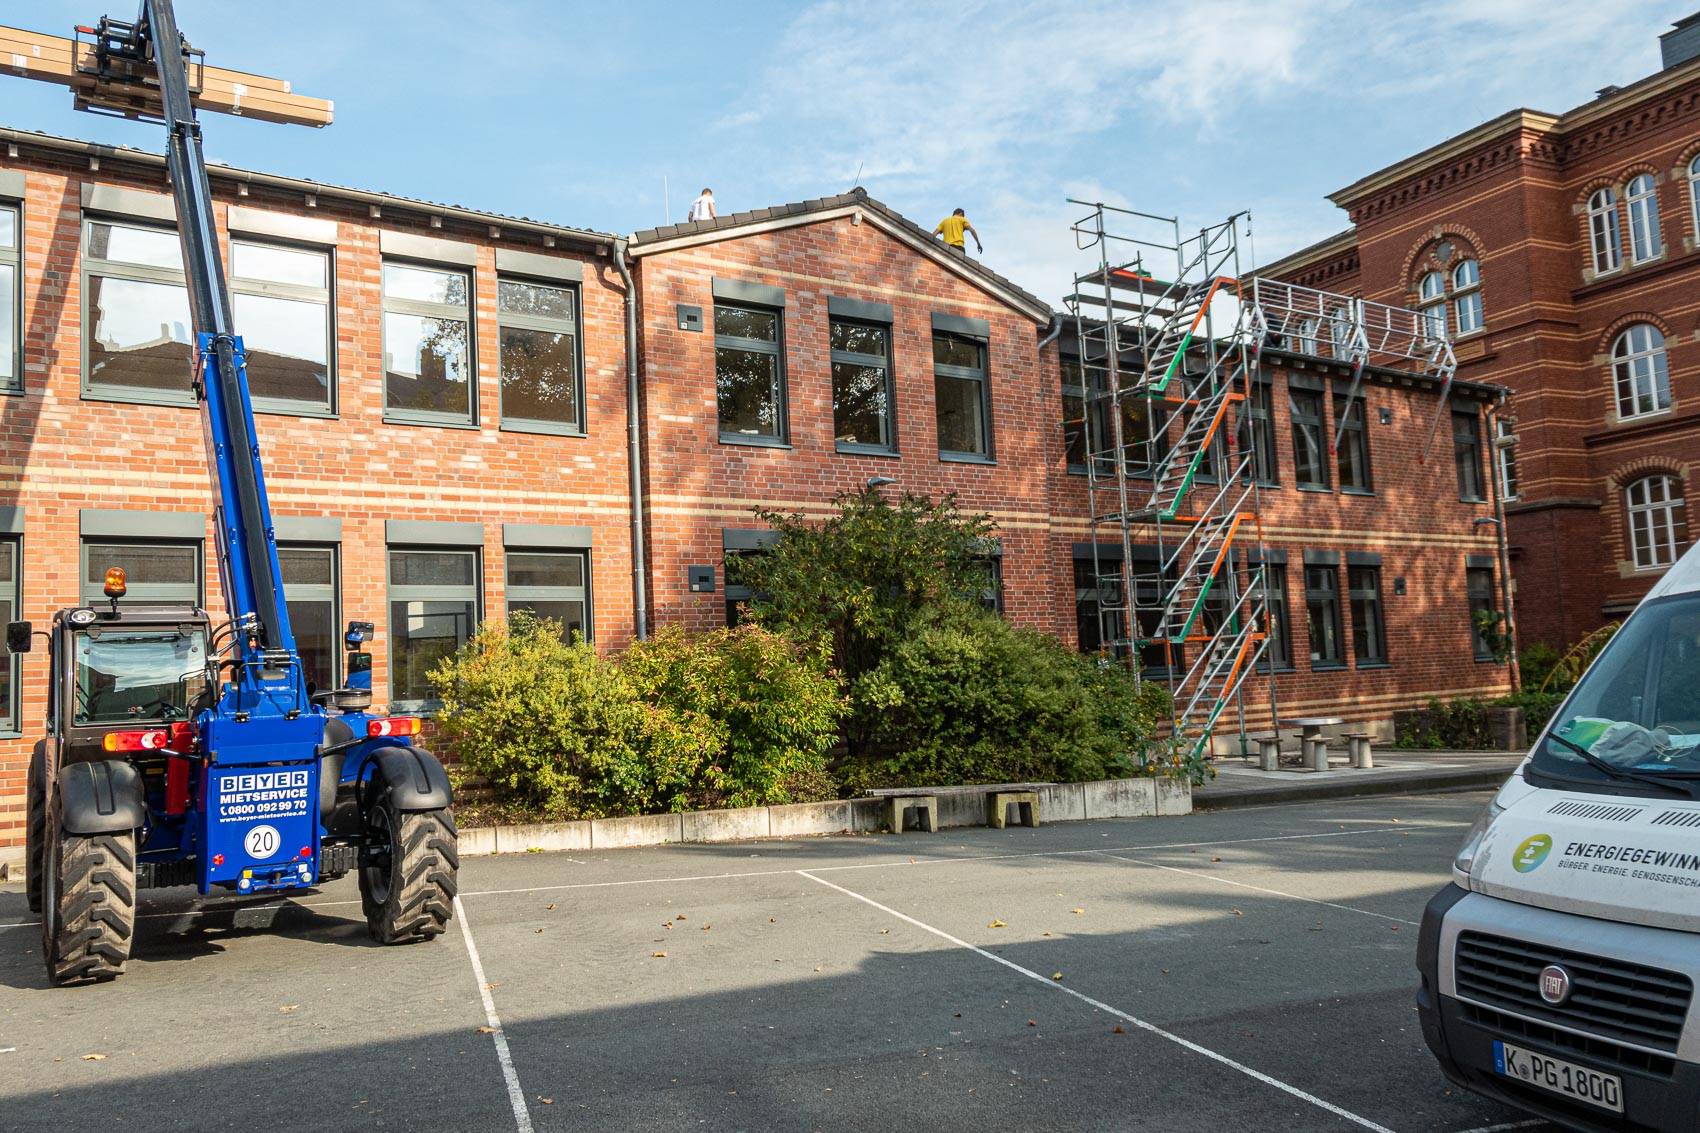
top-left (360, 794), bottom-right (458, 944)
top-left (25, 741), bottom-right (45, 914)
top-left (40, 805), bottom-right (136, 985)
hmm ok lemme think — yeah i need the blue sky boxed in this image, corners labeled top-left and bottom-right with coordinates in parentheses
top-left (8, 1), bottom-right (1685, 304)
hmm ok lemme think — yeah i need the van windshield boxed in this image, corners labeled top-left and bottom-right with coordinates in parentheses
top-left (1538, 594), bottom-right (1700, 783)
top-left (73, 628), bottom-right (207, 726)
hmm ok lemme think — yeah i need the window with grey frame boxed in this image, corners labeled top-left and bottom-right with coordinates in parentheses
top-left (80, 539), bottom-right (200, 606)
top-left (83, 216), bottom-right (194, 402)
top-left (715, 303), bottom-right (786, 443)
top-left (1453, 409), bottom-right (1485, 502)
top-left (1289, 384), bottom-right (1329, 490)
top-left (497, 276), bottom-right (584, 434)
top-left (0, 538), bottom-right (17, 732)
top-left (1304, 562), bottom-right (1344, 669)
top-left (506, 549), bottom-right (591, 641)
top-left (1, 201), bottom-right (19, 394)
top-left (1466, 564), bottom-right (1496, 662)
top-left (831, 317), bottom-right (895, 452)
top-left (278, 544), bottom-right (339, 694)
top-left (1061, 354), bottom-right (1089, 472)
top-left (1254, 562), bottom-right (1293, 672)
top-left (387, 547), bottom-right (480, 712)
top-left (1348, 565), bottom-right (1387, 666)
top-left (934, 332), bottom-right (990, 459)
top-left (1333, 388), bottom-right (1371, 492)
top-left (382, 260), bottom-right (474, 425)
top-left (1235, 376), bottom-right (1278, 485)
top-left (229, 239), bottom-right (333, 413)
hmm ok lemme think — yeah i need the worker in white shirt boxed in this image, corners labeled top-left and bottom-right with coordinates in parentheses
top-left (688, 188), bottom-right (717, 222)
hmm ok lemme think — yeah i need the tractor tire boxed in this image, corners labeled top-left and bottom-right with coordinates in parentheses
top-left (25, 741), bottom-right (46, 914)
top-left (41, 804), bottom-right (136, 985)
top-left (360, 797), bottom-right (458, 945)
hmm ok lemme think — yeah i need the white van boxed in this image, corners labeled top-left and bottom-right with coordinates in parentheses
top-left (1419, 548), bottom-right (1700, 1130)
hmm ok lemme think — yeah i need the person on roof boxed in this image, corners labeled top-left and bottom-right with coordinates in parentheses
top-left (933, 208), bottom-right (982, 256)
top-left (688, 188), bottom-right (717, 222)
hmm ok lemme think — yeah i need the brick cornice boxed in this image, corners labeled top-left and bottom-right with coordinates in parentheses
top-left (1330, 110), bottom-right (1557, 213)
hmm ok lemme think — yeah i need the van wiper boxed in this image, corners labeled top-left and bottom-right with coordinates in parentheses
top-left (1546, 732), bottom-right (1700, 798)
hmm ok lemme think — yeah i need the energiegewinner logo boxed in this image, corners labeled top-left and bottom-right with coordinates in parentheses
top-left (1513, 834), bottom-right (1554, 873)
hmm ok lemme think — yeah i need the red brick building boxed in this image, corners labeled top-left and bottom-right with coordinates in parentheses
top-left (0, 132), bottom-right (1516, 853)
top-left (1264, 15), bottom-right (1700, 652)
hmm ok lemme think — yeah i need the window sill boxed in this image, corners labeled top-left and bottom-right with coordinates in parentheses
top-left (1453, 328), bottom-right (1486, 342)
top-left (0, 386), bottom-right (23, 398)
top-left (1613, 408), bottom-right (1674, 427)
top-left (1340, 487), bottom-right (1375, 497)
top-left (1354, 661), bottom-right (1392, 670)
top-left (0, 728), bottom-right (20, 741)
top-left (1296, 484), bottom-right (1333, 494)
top-left (252, 398), bottom-right (337, 419)
top-left (502, 420), bottom-right (588, 438)
top-left (1473, 656), bottom-right (1500, 665)
top-left (1458, 496), bottom-right (1489, 505)
top-left (82, 386), bottom-right (197, 410)
top-left (718, 434), bottom-right (792, 450)
top-left (940, 452), bottom-right (996, 466)
top-left (835, 442), bottom-right (900, 458)
top-left (1309, 662), bottom-right (1349, 672)
top-left (1256, 665), bottom-right (1298, 675)
top-left (384, 413), bottom-right (481, 431)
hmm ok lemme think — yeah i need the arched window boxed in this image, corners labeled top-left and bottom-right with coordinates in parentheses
top-left (1293, 316), bottom-right (1319, 355)
top-left (1419, 270), bottom-right (1446, 339)
top-left (1612, 324), bottom-right (1671, 420)
top-left (1626, 475), bottom-right (1685, 570)
top-left (1626, 174), bottom-right (1662, 263)
top-left (1689, 154), bottom-right (1699, 241)
top-left (1452, 259), bottom-right (1482, 334)
top-left (1588, 187), bottom-right (1622, 274)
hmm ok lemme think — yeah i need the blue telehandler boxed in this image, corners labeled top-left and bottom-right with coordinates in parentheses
top-left (4, 1), bottom-right (459, 985)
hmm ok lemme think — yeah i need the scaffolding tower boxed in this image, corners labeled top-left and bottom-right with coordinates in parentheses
top-left (1065, 203), bottom-right (1461, 763)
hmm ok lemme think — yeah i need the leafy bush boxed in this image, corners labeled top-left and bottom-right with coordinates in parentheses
top-left (621, 625), bottom-right (845, 809)
top-left (1395, 696), bottom-right (1492, 750)
top-left (1496, 689), bottom-right (1564, 737)
top-left (428, 613), bottom-right (671, 819)
top-left (1517, 641), bottom-right (1563, 692)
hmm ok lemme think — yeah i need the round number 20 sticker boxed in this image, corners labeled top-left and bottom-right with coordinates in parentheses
top-left (244, 824), bottom-right (281, 860)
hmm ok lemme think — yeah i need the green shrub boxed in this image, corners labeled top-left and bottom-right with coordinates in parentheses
top-left (1395, 695), bottom-right (1492, 750)
top-left (620, 624), bottom-right (846, 809)
top-left (1517, 641), bottom-right (1563, 692)
top-left (1078, 657), bottom-right (1180, 779)
top-left (427, 613), bottom-right (677, 819)
top-left (850, 603), bottom-right (1171, 786)
top-left (1495, 689), bottom-right (1564, 736)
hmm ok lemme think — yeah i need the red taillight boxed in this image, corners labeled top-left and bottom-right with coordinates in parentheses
top-left (104, 729), bottom-right (170, 752)
top-left (367, 716), bottom-right (422, 738)
top-left (211, 854), bottom-right (224, 866)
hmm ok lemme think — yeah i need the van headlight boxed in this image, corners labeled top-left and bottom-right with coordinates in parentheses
top-left (1453, 799), bottom-right (1505, 883)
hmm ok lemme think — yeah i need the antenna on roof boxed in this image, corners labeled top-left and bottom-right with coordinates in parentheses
top-left (848, 160), bottom-right (863, 193)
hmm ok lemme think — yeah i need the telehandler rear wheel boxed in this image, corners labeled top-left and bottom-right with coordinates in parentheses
top-left (41, 801), bottom-right (136, 985)
top-left (360, 794), bottom-right (458, 944)
top-left (25, 741), bottom-right (45, 914)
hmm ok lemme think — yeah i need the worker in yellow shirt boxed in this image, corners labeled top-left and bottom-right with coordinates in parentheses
top-left (933, 208), bottom-right (983, 256)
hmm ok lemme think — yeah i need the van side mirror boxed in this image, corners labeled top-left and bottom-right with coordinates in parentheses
top-left (5, 621), bottom-right (32, 654)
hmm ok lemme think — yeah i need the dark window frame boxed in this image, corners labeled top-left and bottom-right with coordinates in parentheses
top-left (1236, 375), bottom-right (1279, 487)
top-left (79, 537), bottom-right (202, 606)
top-left (1304, 562), bottom-right (1345, 670)
top-left (0, 537), bottom-right (18, 735)
top-left (830, 315), bottom-right (896, 454)
top-left (1333, 388), bottom-right (1372, 494)
top-left (933, 330), bottom-right (993, 462)
top-left (81, 214), bottom-right (195, 407)
top-left (228, 236), bottom-right (336, 417)
top-left (1348, 565), bottom-right (1388, 667)
top-left (714, 301), bottom-right (788, 446)
top-left (1289, 385), bottom-right (1330, 491)
top-left (496, 274), bottom-right (586, 437)
top-left (1453, 408), bottom-right (1486, 502)
top-left (505, 547), bottom-right (592, 642)
top-left (380, 257), bottom-right (477, 428)
top-left (1, 199), bottom-right (19, 396)
top-left (1467, 564), bottom-right (1496, 662)
top-left (1255, 561), bottom-right (1294, 672)
top-left (386, 545), bottom-right (482, 713)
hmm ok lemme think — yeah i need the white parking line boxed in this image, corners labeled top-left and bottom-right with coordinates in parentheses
top-left (797, 869), bottom-right (1399, 1133)
top-left (1097, 853), bottom-right (1422, 926)
top-left (455, 895), bottom-right (534, 1133)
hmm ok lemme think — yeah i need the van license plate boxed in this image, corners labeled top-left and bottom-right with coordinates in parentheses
top-left (1494, 1041), bottom-right (1623, 1113)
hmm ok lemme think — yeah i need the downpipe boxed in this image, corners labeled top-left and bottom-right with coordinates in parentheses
top-left (613, 238), bottom-right (648, 641)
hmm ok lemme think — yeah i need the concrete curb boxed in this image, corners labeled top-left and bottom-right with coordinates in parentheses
top-left (1195, 766), bottom-right (1512, 811)
top-left (460, 776), bottom-right (1192, 855)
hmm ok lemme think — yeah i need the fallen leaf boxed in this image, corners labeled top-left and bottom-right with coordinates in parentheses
top-left (81, 1053), bottom-right (107, 1061)
top-left (989, 919), bottom-right (1007, 928)
top-left (1389, 925), bottom-right (1401, 931)
top-left (534, 928), bottom-right (543, 934)
top-left (1051, 973), bottom-right (1063, 981)
top-left (1026, 1020), bottom-right (1037, 1027)
top-left (909, 859), bottom-right (917, 864)
top-left (1391, 818), bottom-right (1400, 823)
top-left (1240, 1031), bottom-right (1255, 1037)
top-left (540, 1098), bottom-right (553, 1105)
top-left (1042, 932), bottom-right (1052, 937)
top-left (1112, 1026), bottom-right (1125, 1034)
top-left (814, 966), bottom-right (822, 972)
top-left (477, 1026), bottom-right (496, 1034)
top-left (1161, 969), bottom-right (1170, 974)
top-left (545, 903), bottom-right (556, 910)
top-left (770, 918), bottom-right (776, 923)
top-left (485, 984), bottom-right (499, 991)
top-left (1233, 909), bottom-right (1243, 916)
top-left (674, 914), bottom-right (687, 920)
top-left (1072, 908), bottom-right (1084, 915)
top-left (954, 1013), bottom-right (962, 1018)
top-left (1210, 857), bottom-right (1222, 862)
top-left (880, 929), bottom-right (890, 935)
top-left (701, 924), bottom-right (711, 931)
top-left (652, 952), bottom-right (668, 958)
top-left (279, 1005), bottom-right (299, 1012)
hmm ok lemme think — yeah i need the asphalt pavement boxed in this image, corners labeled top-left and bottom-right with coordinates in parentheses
top-left (0, 791), bottom-right (1554, 1133)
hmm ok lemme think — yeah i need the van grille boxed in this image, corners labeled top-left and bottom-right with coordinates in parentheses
top-left (1455, 931), bottom-right (1692, 1053)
